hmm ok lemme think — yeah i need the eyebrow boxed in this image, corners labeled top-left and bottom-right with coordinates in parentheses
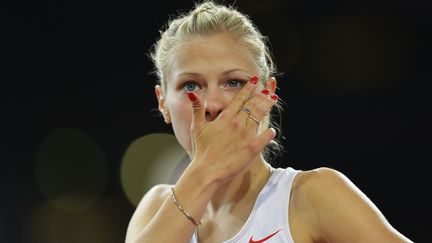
top-left (177, 69), bottom-right (251, 77)
top-left (222, 68), bottom-right (249, 75)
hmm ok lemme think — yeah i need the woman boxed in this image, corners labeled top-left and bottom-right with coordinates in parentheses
top-left (125, 1), bottom-right (413, 242)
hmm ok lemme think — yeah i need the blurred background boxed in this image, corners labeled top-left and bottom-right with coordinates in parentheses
top-left (2, 0), bottom-right (430, 242)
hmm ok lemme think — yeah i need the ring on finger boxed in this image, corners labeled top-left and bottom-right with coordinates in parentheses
top-left (241, 106), bottom-right (251, 115)
top-left (247, 114), bottom-right (260, 126)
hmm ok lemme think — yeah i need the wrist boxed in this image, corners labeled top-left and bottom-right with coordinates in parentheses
top-left (167, 162), bottom-right (219, 226)
top-left (177, 161), bottom-right (220, 195)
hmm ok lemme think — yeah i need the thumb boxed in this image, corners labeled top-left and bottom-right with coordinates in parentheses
top-left (186, 92), bottom-right (205, 133)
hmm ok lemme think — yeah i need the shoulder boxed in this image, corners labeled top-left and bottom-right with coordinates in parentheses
top-left (125, 184), bottom-right (171, 242)
top-left (289, 167), bottom-right (361, 241)
top-left (291, 167), bottom-right (349, 202)
top-left (291, 166), bottom-right (372, 215)
top-left (134, 183), bottom-right (171, 218)
top-left (292, 167), bottom-right (387, 216)
top-left (293, 166), bottom-right (342, 185)
top-left (288, 167), bottom-right (349, 237)
top-left (140, 184), bottom-right (172, 204)
top-left (290, 167), bottom-right (411, 242)
top-left (294, 166), bottom-right (347, 186)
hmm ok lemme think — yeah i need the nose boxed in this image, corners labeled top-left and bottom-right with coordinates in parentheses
top-left (203, 89), bottom-right (226, 122)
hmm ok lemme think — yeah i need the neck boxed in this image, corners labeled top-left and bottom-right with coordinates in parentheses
top-left (207, 157), bottom-right (272, 213)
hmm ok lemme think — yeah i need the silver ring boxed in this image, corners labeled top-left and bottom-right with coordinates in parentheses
top-left (241, 106), bottom-right (251, 115)
top-left (248, 115), bottom-right (260, 125)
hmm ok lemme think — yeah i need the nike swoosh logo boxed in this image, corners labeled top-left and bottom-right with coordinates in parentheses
top-left (249, 229), bottom-right (282, 243)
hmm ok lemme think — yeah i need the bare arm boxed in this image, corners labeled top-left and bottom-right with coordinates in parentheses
top-left (307, 167), bottom-right (413, 243)
top-left (125, 78), bottom-right (277, 242)
top-left (125, 164), bottom-right (218, 243)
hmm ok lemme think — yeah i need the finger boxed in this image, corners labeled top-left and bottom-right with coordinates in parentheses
top-left (238, 91), bottom-right (278, 128)
top-left (225, 76), bottom-right (259, 115)
top-left (238, 102), bottom-right (260, 128)
top-left (186, 92), bottom-right (205, 133)
top-left (251, 90), bottom-right (279, 119)
top-left (251, 128), bottom-right (277, 152)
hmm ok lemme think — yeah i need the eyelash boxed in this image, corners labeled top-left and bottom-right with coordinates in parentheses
top-left (180, 79), bottom-right (247, 92)
top-left (182, 81), bottom-right (200, 92)
top-left (226, 79), bottom-right (246, 88)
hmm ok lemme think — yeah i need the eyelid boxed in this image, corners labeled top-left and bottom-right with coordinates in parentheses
top-left (180, 80), bottom-right (203, 93)
top-left (218, 80), bottom-right (244, 91)
top-left (179, 80), bottom-right (198, 88)
top-left (177, 78), bottom-right (247, 91)
top-left (226, 79), bottom-right (247, 87)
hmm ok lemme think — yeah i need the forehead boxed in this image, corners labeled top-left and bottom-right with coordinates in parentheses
top-left (167, 33), bottom-right (258, 80)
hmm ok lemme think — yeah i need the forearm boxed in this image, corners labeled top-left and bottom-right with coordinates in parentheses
top-left (129, 164), bottom-right (218, 243)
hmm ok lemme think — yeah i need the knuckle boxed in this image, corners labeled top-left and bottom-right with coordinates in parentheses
top-left (192, 106), bottom-right (203, 113)
top-left (247, 99), bottom-right (256, 108)
top-left (246, 142), bottom-right (260, 154)
top-left (231, 118), bottom-right (243, 129)
top-left (237, 95), bottom-right (247, 103)
top-left (255, 105), bottom-right (267, 115)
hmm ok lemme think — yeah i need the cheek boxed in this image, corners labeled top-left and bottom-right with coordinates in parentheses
top-left (167, 96), bottom-right (191, 125)
top-left (224, 90), bottom-right (238, 99)
top-left (170, 106), bottom-right (192, 128)
top-left (166, 98), bottom-right (193, 151)
top-left (219, 90), bottom-right (239, 106)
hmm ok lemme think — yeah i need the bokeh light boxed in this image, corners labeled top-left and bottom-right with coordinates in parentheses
top-left (120, 133), bottom-right (186, 206)
top-left (34, 128), bottom-right (108, 213)
top-left (24, 197), bottom-right (129, 243)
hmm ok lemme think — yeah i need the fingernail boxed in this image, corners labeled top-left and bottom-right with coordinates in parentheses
top-left (187, 92), bottom-right (197, 102)
top-left (261, 89), bottom-right (270, 95)
top-left (250, 76), bottom-right (259, 84)
top-left (271, 94), bottom-right (278, 101)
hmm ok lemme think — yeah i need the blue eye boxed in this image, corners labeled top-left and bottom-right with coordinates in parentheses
top-left (227, 80), bottom-right (245, 88)
top-left (183, 82), bottom-right (198, 92)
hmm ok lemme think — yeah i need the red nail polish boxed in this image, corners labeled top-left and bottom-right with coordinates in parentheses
top-left (271, 94), bottom-right (278, 101)
top-left (187, 92), bottom-right (197, 102)
top-left (250, 76), bottom-right (259, 84)
top-left (261, 89), bottom-right (270, 95)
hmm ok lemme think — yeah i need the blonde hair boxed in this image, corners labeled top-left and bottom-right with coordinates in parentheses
top-left (150, 1), bottom-right (284, 161)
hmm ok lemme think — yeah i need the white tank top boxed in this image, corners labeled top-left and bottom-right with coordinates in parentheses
top-left (190, 167), bottom-right (299, 243)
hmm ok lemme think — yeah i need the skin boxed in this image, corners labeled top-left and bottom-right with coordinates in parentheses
top-left (125, 32), bottom-right (413, 243)
top-left (157, 33), bottom-right (275, 157)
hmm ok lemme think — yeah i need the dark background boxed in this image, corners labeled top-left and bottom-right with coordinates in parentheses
top-left (2, 0), bottom-right (430, 242)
